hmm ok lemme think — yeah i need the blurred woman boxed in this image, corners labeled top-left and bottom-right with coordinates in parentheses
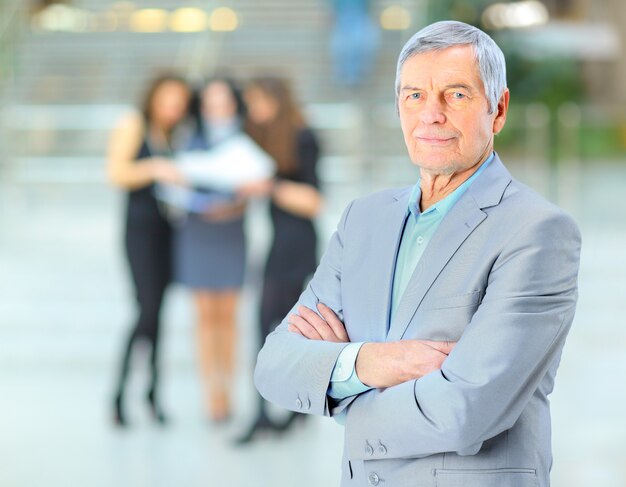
top-left (237, 77), bottom-right (323, 442)
top-left (107, 74), bottom-right (191, 426)
top-left (174, 78), bottom-right (247, 422)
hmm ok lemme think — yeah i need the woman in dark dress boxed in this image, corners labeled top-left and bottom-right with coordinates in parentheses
top-left (237, 77), bottom-right (323, 442)
top-left (107, 75), bottom-right (190, 426)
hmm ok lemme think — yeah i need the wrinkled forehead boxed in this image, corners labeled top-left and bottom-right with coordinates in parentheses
top-left (400, 45), bottom-right (483, 87)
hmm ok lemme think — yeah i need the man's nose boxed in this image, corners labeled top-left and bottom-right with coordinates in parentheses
top-left (419, 96), bottom-right (446, 124)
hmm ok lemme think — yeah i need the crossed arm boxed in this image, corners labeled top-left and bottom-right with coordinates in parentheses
top-left (288, 303), bottom-right (455, 389)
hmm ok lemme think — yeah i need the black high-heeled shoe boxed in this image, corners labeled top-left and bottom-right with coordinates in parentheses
top-left (234, 415), bottom-right (275, 445)
top-left (113, 395), bottom-right (128, 427)
top-left (147, 390), bottom-right (168, 425)
top-left (274, 412), bottom-right (307, 433)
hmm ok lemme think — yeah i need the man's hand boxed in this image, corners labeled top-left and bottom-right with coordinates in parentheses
top-left (288, 303), bottom-right (349, 343)
top-left (356, 340), bottom-right (454, 389)
top-left (288, 303), bottom-right (456, 388)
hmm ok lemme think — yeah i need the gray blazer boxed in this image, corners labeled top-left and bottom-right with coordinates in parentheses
top-left (255, 154), bottom-right (581, 487)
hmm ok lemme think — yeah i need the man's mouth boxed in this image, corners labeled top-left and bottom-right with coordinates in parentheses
top-left (415, 135), bottom-right (455, 144)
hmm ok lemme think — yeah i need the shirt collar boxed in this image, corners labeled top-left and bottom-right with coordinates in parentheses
top-left (408, 152), bottom-right (495, 220)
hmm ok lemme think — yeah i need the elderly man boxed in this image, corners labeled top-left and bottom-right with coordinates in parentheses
top-left (255, 20), bottom-right (580, 487)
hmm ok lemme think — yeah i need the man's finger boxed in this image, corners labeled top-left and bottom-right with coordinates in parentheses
top-left (288, 324), bottom-right (304, 336)
top-left (317, 303), bottom-right (349, 342)
top-left (298, 305), bottom-right (338, 342)
top-left (289, 313), bottom-right (324, 340)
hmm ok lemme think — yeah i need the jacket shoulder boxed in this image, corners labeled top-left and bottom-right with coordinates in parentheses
top-left (497, 178), bottom-right (580, 236)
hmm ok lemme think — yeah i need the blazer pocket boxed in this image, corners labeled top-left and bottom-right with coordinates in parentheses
top-left (434, 468), bottom-right (537, 487)
top-left (421, 290), bottom-right (482, 310)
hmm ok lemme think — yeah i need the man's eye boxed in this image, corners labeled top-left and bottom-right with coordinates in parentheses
top-left (452, 92), bottom-right (466, 99)
top-left (409, 93), bottom-right (421, 100)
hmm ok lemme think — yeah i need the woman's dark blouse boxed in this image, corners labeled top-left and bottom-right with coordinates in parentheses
top-left (265, 128), bottom-right (320, 282)
top-left (125, 140), bottom-right (170, 227)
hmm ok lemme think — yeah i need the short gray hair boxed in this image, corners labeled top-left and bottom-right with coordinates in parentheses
top-left (395, 21), bottom-right (507, 114)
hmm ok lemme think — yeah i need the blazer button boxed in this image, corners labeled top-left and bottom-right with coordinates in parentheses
top-left (296, 397), bottom-right (303, 409)
top-left (365, 442), bottom-right (374, 456)
top-left (368, 472), bottom-right (380, 486)
top-left (377, 443), bottom-right (387, 455)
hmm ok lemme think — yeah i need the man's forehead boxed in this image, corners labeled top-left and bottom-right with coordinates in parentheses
top-left (401, 46), bottom-right (482, 85)
top-left (403, 45), bottom-right (476, 69)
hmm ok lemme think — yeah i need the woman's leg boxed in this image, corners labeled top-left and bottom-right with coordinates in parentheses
top-left (236, 277), bottom-right (304, 442)
top-left (113, 327), bottom-right (138, 426)
top-left (261, 278), bottom-right (309, 431)
top-left (214, 290), bottom-right (239, 419)
top-left (195, 289), bottom-right (239, 421)
top-left (141, 227), bottom-right (171, 423)
top-left (114, 223), bottom-right (171, 425)
top-left (194, 290), bottom-right (221, 419)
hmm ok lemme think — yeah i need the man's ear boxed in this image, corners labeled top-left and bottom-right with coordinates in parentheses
top-left (493, 89), bottom-right (510, 135)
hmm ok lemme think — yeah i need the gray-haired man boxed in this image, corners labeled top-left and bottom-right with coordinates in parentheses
top-left (255, 20), bottom-right (580, 487)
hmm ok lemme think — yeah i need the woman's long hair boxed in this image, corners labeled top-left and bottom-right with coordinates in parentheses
top-left (245, 77), bottom-right (306, 175)
top-left (140, 73), bottom-right (189, 134)
top-left (189, 76), bottom-right (246, 137)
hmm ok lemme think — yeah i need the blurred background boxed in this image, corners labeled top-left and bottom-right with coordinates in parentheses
top-left (1, 0), bottom-right (625, 486)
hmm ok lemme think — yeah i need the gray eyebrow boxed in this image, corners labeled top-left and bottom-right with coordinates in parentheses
top-left (445, 83), bottom-right (474, 92)
top-left (401, 83), bottom-right (475, 92)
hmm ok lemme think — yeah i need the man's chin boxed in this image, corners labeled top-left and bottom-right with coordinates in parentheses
top-left (410, 156), bottom-right (458, 176)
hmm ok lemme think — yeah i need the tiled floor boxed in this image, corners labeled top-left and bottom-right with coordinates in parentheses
top-left (1, 160), bottom-right (625, 487)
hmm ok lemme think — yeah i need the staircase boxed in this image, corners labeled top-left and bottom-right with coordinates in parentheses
top-left (1, 0), bottom-right (423, 197)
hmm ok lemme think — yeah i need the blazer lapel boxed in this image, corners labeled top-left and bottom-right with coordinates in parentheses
top-left (386, 155), bottom-right (512, 342)
top-left (366, 188), bottom-right (410, 341)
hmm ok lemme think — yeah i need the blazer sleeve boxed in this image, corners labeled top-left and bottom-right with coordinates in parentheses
top-left (343, 210), bottom-right (582, 460)
top-left (254, 200), bottom-right (355, 416)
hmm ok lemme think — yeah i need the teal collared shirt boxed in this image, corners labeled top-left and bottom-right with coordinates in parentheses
top-left (328, 153), bottom-right (495, 406)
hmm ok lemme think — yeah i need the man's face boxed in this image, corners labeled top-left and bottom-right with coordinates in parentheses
top-left (398, 45), bottom-right (508, 175)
